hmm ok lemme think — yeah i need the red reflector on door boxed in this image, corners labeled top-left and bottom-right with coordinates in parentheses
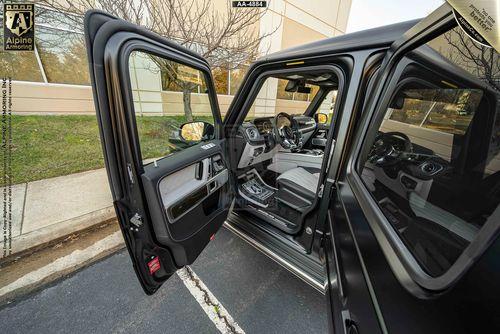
top-left (148, 257), bottom-right (161, 275)
top-left (210, 234), bottom-right (215, 241)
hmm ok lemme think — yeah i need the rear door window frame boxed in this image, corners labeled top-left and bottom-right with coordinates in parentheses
top-left (345, 22), bottom-right (500, 294)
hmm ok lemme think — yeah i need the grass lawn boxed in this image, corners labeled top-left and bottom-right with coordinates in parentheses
top-left (0, 114), bottom-right (212, 186)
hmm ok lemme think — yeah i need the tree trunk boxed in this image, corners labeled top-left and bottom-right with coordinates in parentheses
top-left (183, 89), bottom-right (194, 122)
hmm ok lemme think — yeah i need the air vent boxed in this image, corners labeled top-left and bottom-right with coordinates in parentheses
top-left (246, 128), bottom-right (259, 140)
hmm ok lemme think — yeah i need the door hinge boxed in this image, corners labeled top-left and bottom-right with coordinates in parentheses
top-left (130, 213), bottom-right (142, 231)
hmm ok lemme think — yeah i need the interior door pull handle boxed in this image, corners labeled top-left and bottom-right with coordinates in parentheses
top-left (195, 161), bottom-right (204, 180)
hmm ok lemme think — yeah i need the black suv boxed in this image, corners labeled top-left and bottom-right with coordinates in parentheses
top-left (85, 3), bottom-right (499, 333)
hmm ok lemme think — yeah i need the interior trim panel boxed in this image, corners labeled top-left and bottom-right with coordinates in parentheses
top-left (159, 157), bottom-right (229, 223)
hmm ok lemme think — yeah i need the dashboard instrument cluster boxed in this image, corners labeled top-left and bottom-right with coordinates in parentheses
top-left (254, 118), bottom-right (274, 134)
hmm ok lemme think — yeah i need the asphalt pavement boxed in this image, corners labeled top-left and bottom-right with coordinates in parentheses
top-left (0, 227), bottom-right (329, 333)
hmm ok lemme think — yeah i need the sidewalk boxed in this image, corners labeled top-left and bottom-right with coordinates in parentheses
top-left (1, 169), bottom-right (115, 259)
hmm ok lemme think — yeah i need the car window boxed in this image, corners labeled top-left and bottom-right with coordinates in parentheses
top-left (388, 88), bottom-right (482, 135)
top-left (359, 26), bottom-right (499, 277)
top-left (244, 77), bottom-right (323, 121)
top-left (384, 86), bottom-right (483, 162)
top-left (128, 51), bottom-right (215, 165)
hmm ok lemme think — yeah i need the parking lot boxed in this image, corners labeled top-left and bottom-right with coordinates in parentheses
top-left (0, 227), bottom-right (328, 333)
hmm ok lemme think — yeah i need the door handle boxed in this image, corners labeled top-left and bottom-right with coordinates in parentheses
top-left (195, 161), bottom-right (204, 180)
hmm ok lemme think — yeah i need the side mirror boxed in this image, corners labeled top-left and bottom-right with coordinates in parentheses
top-left (179, 121), bottom-right (214, 142)
top-left (315, 112), bottom-right (328, 125)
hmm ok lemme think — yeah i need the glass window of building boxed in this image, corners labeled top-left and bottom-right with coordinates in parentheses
top-left (229, 66), bottom-right (248, 95)
top-left (0, 30), bottom-right (44, 82)
top-left (36, 27), bottom-right (89, 85)
top-left (212, 67), bottom-right (229, 95)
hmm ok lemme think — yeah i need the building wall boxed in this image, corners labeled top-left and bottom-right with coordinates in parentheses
top-left (281, 17), bottom-right (329, 50)
top-left (6, 0), bottom-right (352, 116)
top-left (252, 0), bottom-right (351, 117)
top-left (11, 82), bottom-right (94, 114)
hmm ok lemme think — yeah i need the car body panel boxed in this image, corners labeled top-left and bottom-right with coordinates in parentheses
top-left (324, 3), bottom-right (500, 333)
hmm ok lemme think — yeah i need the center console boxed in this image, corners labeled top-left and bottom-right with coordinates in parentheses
top-left (239, 177), bottom-right (275, 207)
top-left (237, 170), bottom-right (302, 234)
top-left (267, 149), bottom-right (324, 174)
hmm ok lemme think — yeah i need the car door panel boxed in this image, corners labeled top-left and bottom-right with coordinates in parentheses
top-left (141, 142), bottom-right (230, 265)
top-left (85, 10), bottom-right (232, 294)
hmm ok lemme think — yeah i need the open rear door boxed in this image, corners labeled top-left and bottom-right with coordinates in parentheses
top-left (84, 10), bottom-right (233, 294)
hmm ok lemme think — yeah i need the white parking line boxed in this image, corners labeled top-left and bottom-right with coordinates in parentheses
top-left (2, 232), bottom-right (244, 333)
top-left (177, 266), bottom-right (245, 334)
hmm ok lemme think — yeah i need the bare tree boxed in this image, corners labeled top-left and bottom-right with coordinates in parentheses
top-left (443, 28), bottom-right (500, 91)
top-left (145, 0), bottom-right (268, 69)
top-left (38, 0), bottom-right (278, 121)
top-left (143, 56), bottom-right (202, 122)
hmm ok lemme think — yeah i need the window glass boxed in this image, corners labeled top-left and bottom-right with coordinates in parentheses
top-left (246, 77), bottom-right (318, 120)
top-left (37, 27), bottom-right (89, 85)
top-left (388, 88), bottom-right (482, 136)
top-left (160, 61), bottom-right (204, 93)
top-left (293, 89), bottom-right (309, 102)
top-left (36, 7), bottom-right (84, 32)
top-left (129, 51), bottom-right (215, 165)
top-left (360, 27), bottom-right (500, 277)
top-left (212, 67), bottom-right (229, 95)
top-left (245, 74), bottom-right (337, 121)
top-left (0, 50), bottom-right (44, 82)
top-left (0, 29), bottom-right (44, 82)
top-left (276, 79), bottom-right (294, 100)
top-left (276, 79), bottom-right (317, 101)
top-left (229, 66), bottom-right (248, 95)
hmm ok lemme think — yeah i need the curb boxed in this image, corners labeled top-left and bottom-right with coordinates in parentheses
top-left (1, 207), bottom-right (116, 261)
top-left (0, 227), bottom-right (125, 306)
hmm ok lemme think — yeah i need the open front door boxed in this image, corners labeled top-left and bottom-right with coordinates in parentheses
top-left (84, 10), bottom-right (233, 294)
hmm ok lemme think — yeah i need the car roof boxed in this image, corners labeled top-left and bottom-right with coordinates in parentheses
top-left (259, 19), bottom-right (420, 63)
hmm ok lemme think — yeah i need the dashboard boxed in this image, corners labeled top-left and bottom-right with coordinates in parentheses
top-left (254, 118), bottom-right (274, 134)
top-left (252, 115), bottom-right (316, 136)
top-left (237, 114), bottom-right (318, 169)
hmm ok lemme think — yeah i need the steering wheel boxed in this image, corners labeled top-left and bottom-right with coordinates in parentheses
top-left (273, 112), bottom-right (302, 150)
top-left (368, 131), bottom-right (413, 166)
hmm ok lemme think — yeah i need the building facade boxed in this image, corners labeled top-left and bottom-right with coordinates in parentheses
top-left (1, 0), bottom-right (352, 116)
